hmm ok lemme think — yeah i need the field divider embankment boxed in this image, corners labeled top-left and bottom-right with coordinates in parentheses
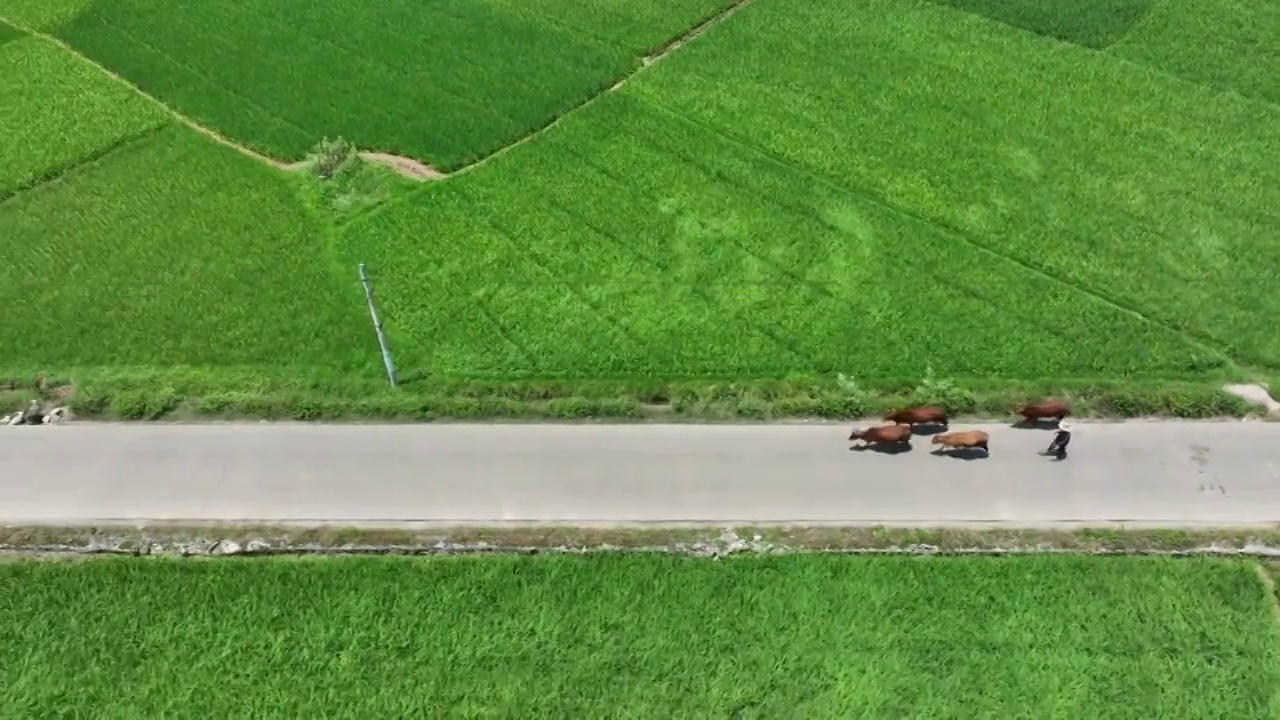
top-left (1, 0), bottom-right (758, 184)
top-left (0, 122), bottom-right (168, 204)
top-left (1254, 563), bottom-right (1280, 715)
top-left (445, 0), bottom-right (759, 182)
top-left (8, 525), bottom-right (1280, 559)
top-left (0, 17), bottom-right (293, 170)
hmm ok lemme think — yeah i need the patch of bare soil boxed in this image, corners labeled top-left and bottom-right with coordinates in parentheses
top-left (359, 152), bottom-right (445, 180)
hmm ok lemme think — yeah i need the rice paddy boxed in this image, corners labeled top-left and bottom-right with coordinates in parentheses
top-left (1, 0), bottom-right (1276, 418)
top-left (1, 555), bottom-right (1276, 717)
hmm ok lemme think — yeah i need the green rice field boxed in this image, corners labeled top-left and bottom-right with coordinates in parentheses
top-left (1, 555), bottom-right (1276, 717)
top-left (1, 0), bottom-right (1277, 418)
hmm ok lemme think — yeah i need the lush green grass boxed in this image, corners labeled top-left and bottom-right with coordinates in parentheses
top-left (929, 0), bottom-right (1154, 48)
top-left (1108, 0), bottom-right (1280, 104)
top-left (0, 555), bottom-right (1275, 717)
top-left (340, 91), bottom-right (1223, 381)
top-left (1, 367), bottom-right (1253, 421)
top-left (630, 0), bottom-right (1280, 367)
top-left (0, 21), bottom-right (24, 44)
top-left (28, 0), bottom-right (731, 168)
top-left (0, 33), bottom-right (167, 197)
top-left (338, 0), bottom-right (1280, 383)
top-left (1, 0), bottom-right (94, 30)
top-left (482, 0), bottom-right (729, 56)
top-left (2, 0), bottom-right (1278, 420)
top-left (0, 124), bottom-right (369, 370)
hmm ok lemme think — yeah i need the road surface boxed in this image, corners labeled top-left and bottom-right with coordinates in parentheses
top-left (2, 422), bottom-right (1279, 527)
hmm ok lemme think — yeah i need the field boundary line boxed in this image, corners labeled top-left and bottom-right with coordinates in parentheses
top-left (0, 18), bottom-right (298, 171)
top-left (445, 0), bottom-right (759, 182)
top-left (632, 93), bottom-right (1244, 369)
top-left (0, 122), bottom-right (170, 205)
top-left (929, 0), bottom-right (1280, 113)
top-left (0, 0), bottom-right (757, 184)
top-left (0, 17), bottom-right (439, 178)
top-left (540, 184), bottom-right (813, 367)
top-left (466, 210), bottom-right (652, 353)
top-left (1252, 563), bottom-right (1280, 718)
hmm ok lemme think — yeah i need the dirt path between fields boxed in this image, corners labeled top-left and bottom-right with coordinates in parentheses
top-left (1, 0), bottom-right (753, 183)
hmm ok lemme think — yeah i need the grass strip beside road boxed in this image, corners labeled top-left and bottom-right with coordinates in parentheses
top-left (1, 555), bottom-right (1276, 717)
top-left (8, 524), bottom-right (1280, 555)
top-left (0, 369), bottom-right (1259, 421)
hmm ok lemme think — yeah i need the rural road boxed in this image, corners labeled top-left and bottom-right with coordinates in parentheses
top-left (2, 422), bottom-right (1280, 527)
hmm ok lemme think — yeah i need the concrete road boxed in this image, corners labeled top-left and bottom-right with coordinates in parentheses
top-left (1, 422), bottom-right (1279, 527)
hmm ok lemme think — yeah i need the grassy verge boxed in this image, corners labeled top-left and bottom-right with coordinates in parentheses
top-left (0, 369), bottom-right (1261, 421)
top-left (0, 555), bottom-right (1275, 716)
top-left (8, 524), bottom-right (1280, 556)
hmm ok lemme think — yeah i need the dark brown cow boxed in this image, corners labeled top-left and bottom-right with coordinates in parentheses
top-left (930, 430), bottom-right (990, 454)
top-left (1017, 400), bottom-right (1071, 423)
top-left (849, 423), bottom-right (914, 447)
top-left (883, 405), bottom-right (949, 427)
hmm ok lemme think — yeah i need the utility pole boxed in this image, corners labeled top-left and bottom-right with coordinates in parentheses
top-left (358, 263), bottom-right (398, 388)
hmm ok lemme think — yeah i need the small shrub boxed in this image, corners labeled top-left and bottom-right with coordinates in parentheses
top-left (911, 366), bottom-right (976, 413)
top-left (307, 136), bottom-right (359, 181)
top-left (836, 373), bottom-right (877, 415)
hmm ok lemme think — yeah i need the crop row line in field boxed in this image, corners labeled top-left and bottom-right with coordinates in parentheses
top-left (0, 122), bottom-right (170, 205)
top-left (466, 210), bottom-right (653, 355)
top-left (547, 141), bottom-right (829, 363)
top-left (1254, 561), bottom-right (1280, 714)
top-left (538, 193), bottom-right (811, 367)
top-left (626, 127), bottom-right (850, 307)
top-left (615, 127), bottom-right (1057, 353)
top-left (635, 92), bottom-right (1244, 372)
top-left (1103, 52), bottom-right (1280, 115)
top-left (537, 144), bottom-right (820, 366)
top-left (437, 274), bottom-right (542, 371)
top-left (931, 0), bottom-right (1280, 113)
top-left (550, 196), bottom-right (814, 367)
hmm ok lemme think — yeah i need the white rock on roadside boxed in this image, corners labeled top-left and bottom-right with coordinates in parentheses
top-left (213, 540), bottom-right (244, 555)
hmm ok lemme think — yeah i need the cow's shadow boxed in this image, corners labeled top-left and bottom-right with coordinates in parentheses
top-left (849, 443), bottom-right (914, 455)
top-left (908, 422), bottom-right (949, 436)
top-left (1011, 418), bottom-right (1062, 430)
top-left (930, 447), bottom-right (990, 461)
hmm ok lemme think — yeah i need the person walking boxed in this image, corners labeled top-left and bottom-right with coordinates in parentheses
top-left (1046, 419), bottom-right (1072, 460)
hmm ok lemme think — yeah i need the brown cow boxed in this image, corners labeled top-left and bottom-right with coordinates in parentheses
top-left (883, 405), bottom-right (949, 427)
top-left (931, 430), bottom-right (990, 454)
top-left (1017, 400), bottom-right (1071, 423)
top-left (849, 423), bottom-right (914, 448)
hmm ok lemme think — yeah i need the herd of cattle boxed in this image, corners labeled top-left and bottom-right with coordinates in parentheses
top-left (848, 400), bottom-right (1071, 456)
